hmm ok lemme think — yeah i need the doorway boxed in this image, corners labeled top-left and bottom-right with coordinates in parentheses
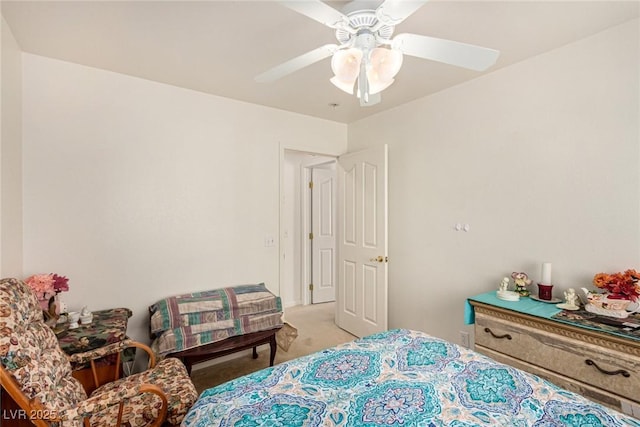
top-left (280, 145), bottom-right (389, 338)
top-left (280, 150), bottom-right (337, 308)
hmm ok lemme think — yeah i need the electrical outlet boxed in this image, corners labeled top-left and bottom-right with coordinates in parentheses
top-left (460, 331), bottom-right (470, 348)
top-left (264, 235), bottom-right (275, 247)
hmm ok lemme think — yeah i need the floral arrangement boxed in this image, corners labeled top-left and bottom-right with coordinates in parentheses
top-left (52, 274), bottom-right (69, 293)
top-left (25, 273), bottom-right (69, 310)
top-left (511, 272), bottom-right (532, 296)
top-left (592, 269), bottom-right (640, 302)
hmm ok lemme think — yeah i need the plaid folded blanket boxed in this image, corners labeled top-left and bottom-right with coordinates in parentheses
top-left (149, 283), bottom-right (283, 355)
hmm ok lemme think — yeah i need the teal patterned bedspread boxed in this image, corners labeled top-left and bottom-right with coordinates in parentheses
top-left (182, 329), bottom-right (639, 427)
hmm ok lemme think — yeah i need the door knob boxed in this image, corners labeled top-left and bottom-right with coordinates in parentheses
top-left (369, 256), bottom-right (385, 263)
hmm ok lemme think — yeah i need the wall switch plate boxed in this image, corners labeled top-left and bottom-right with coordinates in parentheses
top-left (264, 235), bottom-right (275, 247)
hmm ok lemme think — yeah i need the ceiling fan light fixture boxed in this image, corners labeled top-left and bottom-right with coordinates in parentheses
top-left (363, 48), bottom-right (402, 95)
top-left (331, 48), bottom-right (363, 82)
top-left (330, 75), bottom-right (357, 94)
top-left (369, 48), bottom-right (403, 81)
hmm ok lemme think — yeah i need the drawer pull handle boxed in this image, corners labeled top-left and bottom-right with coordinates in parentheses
top-left (484, 327), bottom-right (512, 340)
top-left (585, 359), bottom-right (630, 378)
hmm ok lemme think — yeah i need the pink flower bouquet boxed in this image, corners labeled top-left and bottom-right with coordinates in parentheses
top-left (25, 273), bottom-right (70, 310)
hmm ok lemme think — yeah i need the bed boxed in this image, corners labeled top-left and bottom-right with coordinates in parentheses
top-left (181, 329), bottom-right (639, 426)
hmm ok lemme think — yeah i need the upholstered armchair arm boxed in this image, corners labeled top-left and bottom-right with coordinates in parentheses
top-left (67, 340), bottom-right (157, 391)
top-left (58, 383), bottom-right (168, 427)
top-left (67, 339), bottom-right (156, 367)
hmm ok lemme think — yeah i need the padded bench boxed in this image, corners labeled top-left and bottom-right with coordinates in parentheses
top-left (168, 327), bottom-right (282, 375)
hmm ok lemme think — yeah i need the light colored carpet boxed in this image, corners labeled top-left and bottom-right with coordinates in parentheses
top-left (190, 302), bottom-right (356, 393)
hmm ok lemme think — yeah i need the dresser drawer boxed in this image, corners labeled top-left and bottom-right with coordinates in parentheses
top-left (475, 311), bottom-right (640, 400)
top-left (476, 345), bottom-right (638, 414)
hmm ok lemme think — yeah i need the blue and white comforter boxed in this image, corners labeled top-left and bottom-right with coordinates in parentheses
top-left (182, 329), bottom-right (639, 426)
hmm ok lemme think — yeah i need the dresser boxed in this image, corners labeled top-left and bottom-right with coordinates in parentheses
top-left (467, 293), bottom-right (640, 418)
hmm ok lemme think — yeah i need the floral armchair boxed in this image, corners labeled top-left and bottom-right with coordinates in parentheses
top-left (0, 278), bottom-right (198, 426)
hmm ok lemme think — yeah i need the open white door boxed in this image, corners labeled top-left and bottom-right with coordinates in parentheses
top-left (336, 145), bottom-right (388, 337)
top-left (311, 166), bottom-right (336, 304)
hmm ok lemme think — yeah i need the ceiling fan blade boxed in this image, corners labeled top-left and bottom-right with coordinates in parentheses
top-left (279, 0), bottom-right (349, 30)
top-left (376, 0), bottom-right (429, 26)
top-left (255, 44), bottom-right (339, 83)
top-left (392, 33), bottom-right (500, 71)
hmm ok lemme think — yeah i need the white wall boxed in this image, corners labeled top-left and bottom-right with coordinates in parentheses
top-left (348, 19), bottom-right (639, 344)
top-left (16, 18), bottom-right (640, 348)
top-left (0, 16), bottom-right (23, 278)
top-left (22, 54), bottom-right (347, 342)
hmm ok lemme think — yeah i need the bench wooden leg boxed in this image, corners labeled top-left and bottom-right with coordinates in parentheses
top-left (269, 334), bottom-right (277, 366)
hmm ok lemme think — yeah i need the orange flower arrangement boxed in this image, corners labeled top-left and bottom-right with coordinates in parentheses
top-left (593, 269), bottom-right (640, 302)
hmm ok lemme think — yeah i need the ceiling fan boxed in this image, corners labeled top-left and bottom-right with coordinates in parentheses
top-left (255, 0), bottom-right (500, 106)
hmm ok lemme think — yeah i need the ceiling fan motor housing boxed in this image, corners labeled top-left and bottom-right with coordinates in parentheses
top-left (354, 31), bottom-right (376, 53)
top-left (335, 10), bottom-right (395, 46)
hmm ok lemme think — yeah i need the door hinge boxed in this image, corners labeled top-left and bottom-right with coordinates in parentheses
top-left (309, 283), bottom-right (314, 291)
top-left (308, 181), bottom-right (313, 189)
top-left (309, 232), bottom-right (314, 240)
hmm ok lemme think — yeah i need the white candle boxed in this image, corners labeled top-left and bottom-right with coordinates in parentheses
top-left (541, 262), bottom-right (552, 284)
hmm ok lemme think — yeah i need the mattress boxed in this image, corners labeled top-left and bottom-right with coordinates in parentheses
top-left (181, 328), bottom-right (639, 426)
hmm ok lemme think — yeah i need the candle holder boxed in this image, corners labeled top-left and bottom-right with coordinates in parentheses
top-left (537, 283), bottom-right (554, 301)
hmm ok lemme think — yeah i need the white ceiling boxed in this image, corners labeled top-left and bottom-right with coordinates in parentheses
top-left (2, 1), bottom-right (638, 123)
